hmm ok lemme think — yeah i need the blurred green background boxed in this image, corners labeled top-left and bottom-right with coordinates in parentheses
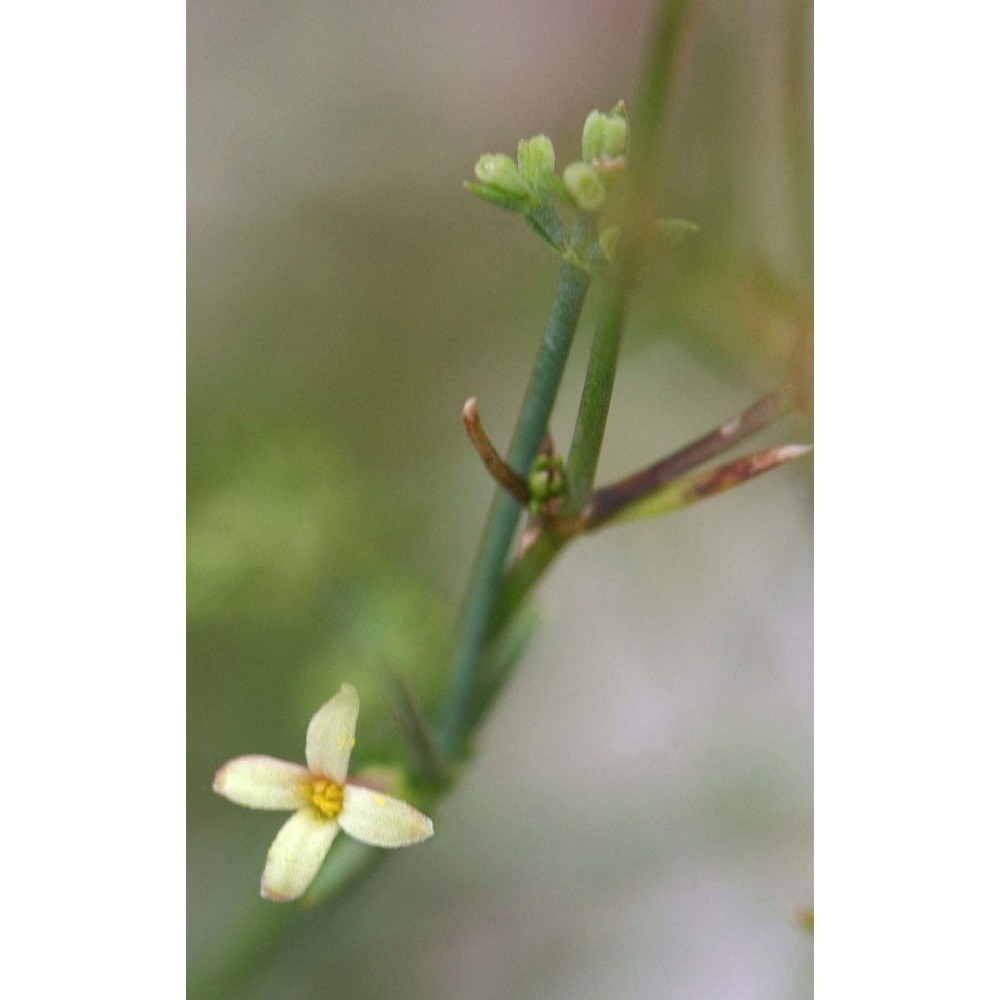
top-left (188, 0), bottom-right (813, 996)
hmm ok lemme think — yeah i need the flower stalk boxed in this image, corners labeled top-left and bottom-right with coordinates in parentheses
top-left (565, 0), bottom-right (694, 511)
top-left (439, 255), bottom-right (591, 756)
top-left (441, 0), bottom-right (696, 756)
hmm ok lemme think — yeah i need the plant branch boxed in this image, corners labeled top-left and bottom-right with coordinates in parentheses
top-left (590, 443), bottom-right (813, 525)
top-left (489, 385), bottom-right (798, 634)
top-left (565, 0), bottom-right (693, 510)
top-left (585, 385), bottom-right (794, 527)
top-left (490, 527), bottom-right (566, 642)
top-left (439, 257), bottom-right (591, 756)
top-left (440, 0), bottom-right (695, 757)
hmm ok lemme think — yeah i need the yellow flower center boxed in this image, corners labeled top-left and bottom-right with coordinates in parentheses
top-left (308, 778), bottom-right (344, 819)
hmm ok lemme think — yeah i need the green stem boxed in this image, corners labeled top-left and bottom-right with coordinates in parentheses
top-left (188, 905), bottom-right (294, 999)
top-left (440, 0), bottom-right (693, 755)
top-left (565, 0), bottom-right (692, 510)
top-left (565, 279), bottom-right (630, 510)
top-left (490, 528), bottom-right (567, 641)
top-left (439, 258), bottom-right (591, 755)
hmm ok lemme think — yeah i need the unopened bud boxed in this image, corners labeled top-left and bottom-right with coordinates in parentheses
top-left (517, 134), bottom-right (555, 188)
top-left (581, 110), bottom-right (605, 162)
top-left (528, 466), bottom-right (551, 500)
top-left (474, 153), bottom-right (529, 197)
top-left (562, 161), bottom-right (606, 213)
top-left (528, 454), bottom-right (567, 516)
top-left (601, 115), bottom-right (628, 158)
top-left (582, 107), bottom-right (629, 162)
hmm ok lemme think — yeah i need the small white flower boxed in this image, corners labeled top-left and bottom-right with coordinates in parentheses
top-left (213, 683), bottom-right (434, 901)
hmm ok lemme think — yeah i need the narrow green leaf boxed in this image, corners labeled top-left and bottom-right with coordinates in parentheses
top-left (389, 675), bottom-right (451, 787)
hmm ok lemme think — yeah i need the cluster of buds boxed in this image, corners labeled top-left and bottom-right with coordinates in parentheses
top-left (563, 102), bottom-right (630, 212)
top-left (471, 133), bottom-right (557, 212)
top-left (467, 102), bottom-right (695, 269)
top-left (527, 453), bottom-right (567, 517)
top-left (467, 104), bottom-right (630, 247)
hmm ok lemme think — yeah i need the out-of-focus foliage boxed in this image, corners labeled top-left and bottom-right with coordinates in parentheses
top-left (188, 430), bottom-right (366, 622)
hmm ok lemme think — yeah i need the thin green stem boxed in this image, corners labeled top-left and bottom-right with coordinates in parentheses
top-left (439, 258), bottom-right (591, 755)
top-left (565, 0), bottom-right (692, 510)
top-left (565, 279), bottom-right (630, 510)
top-left (189, 905), bottom-right (294, 999)
top-left (440, 0), bottom-right (693, 755)
top-left (490, 528), bottom-right (567, 642)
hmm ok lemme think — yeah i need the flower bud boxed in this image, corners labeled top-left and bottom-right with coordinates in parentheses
top-left (583, 107), bottom-right (629, 162)
top-left (562, 161), bottom-right (606, 212)
top-left (528, 466), bottom-right (552, 501)
top-left (474, 153), bottom-right (529, 197)
top-left (517, 134), bottom-right (555, 188)
top-left (581, 109), bottom-right (605, 162)
top-left (601, 115), bottom-right (628, 158)
top-left (528, 454), bottom-right (567, 516)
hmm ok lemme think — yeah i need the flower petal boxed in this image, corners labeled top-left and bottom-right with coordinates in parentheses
top-left (339, 785), bottom-right (434, 848)
top-left (305, 683), bottom-right (359, 783)
top-left (260, 807), bottom-right (340, 901)
top-left (213, 755), bottom-right (310, 810)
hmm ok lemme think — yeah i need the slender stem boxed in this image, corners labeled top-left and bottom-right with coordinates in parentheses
top-left (585, 386), bottom-right (793, 527)
top-left (785, 0), bottom-right (813, 284)
top-left (189, 906), bottom-right (294, 999)
top-left (565, 0), bottom-right (693, 510)
top-left (490, 528), bottom-right (566, 641)
top-left (439, 259), bottom-right (591, 755)
top-left (441, 0), bottom-right (693, 755)
top-left (565, 280), bottom-right (630, 510)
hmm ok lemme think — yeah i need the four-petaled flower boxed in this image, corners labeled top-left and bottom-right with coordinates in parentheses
top-left (213, 683), bottom-right (434, 901)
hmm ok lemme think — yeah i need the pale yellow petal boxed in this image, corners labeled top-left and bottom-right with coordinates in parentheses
top-left (305, 683), bottom-right (359, 783)
top-left (339, 785), bottom-right (434, 848)
top-left (260, 808), bottom-right (340, 901)
top-left (213, 755), bottom-right (310, 810)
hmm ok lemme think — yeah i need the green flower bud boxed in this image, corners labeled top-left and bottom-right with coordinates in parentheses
top-left (601, 115), bottom-right (628, 158)
top-left (517, 134), bottom-right (556, 188)
top-left (598, 224), bottom-right (621, 263)
top-left (581, 109), bottom-right (605, 162)
top-left (583, 107), bottom-right (629, 162)
top-left (474, 153), bottom-right (529, 197)
top-left (527, 454), bottom-right (568, 516)
top-left (528, 466), bottom-right (551, 500)
top-left (562, 161), bottom-right (606, 213)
